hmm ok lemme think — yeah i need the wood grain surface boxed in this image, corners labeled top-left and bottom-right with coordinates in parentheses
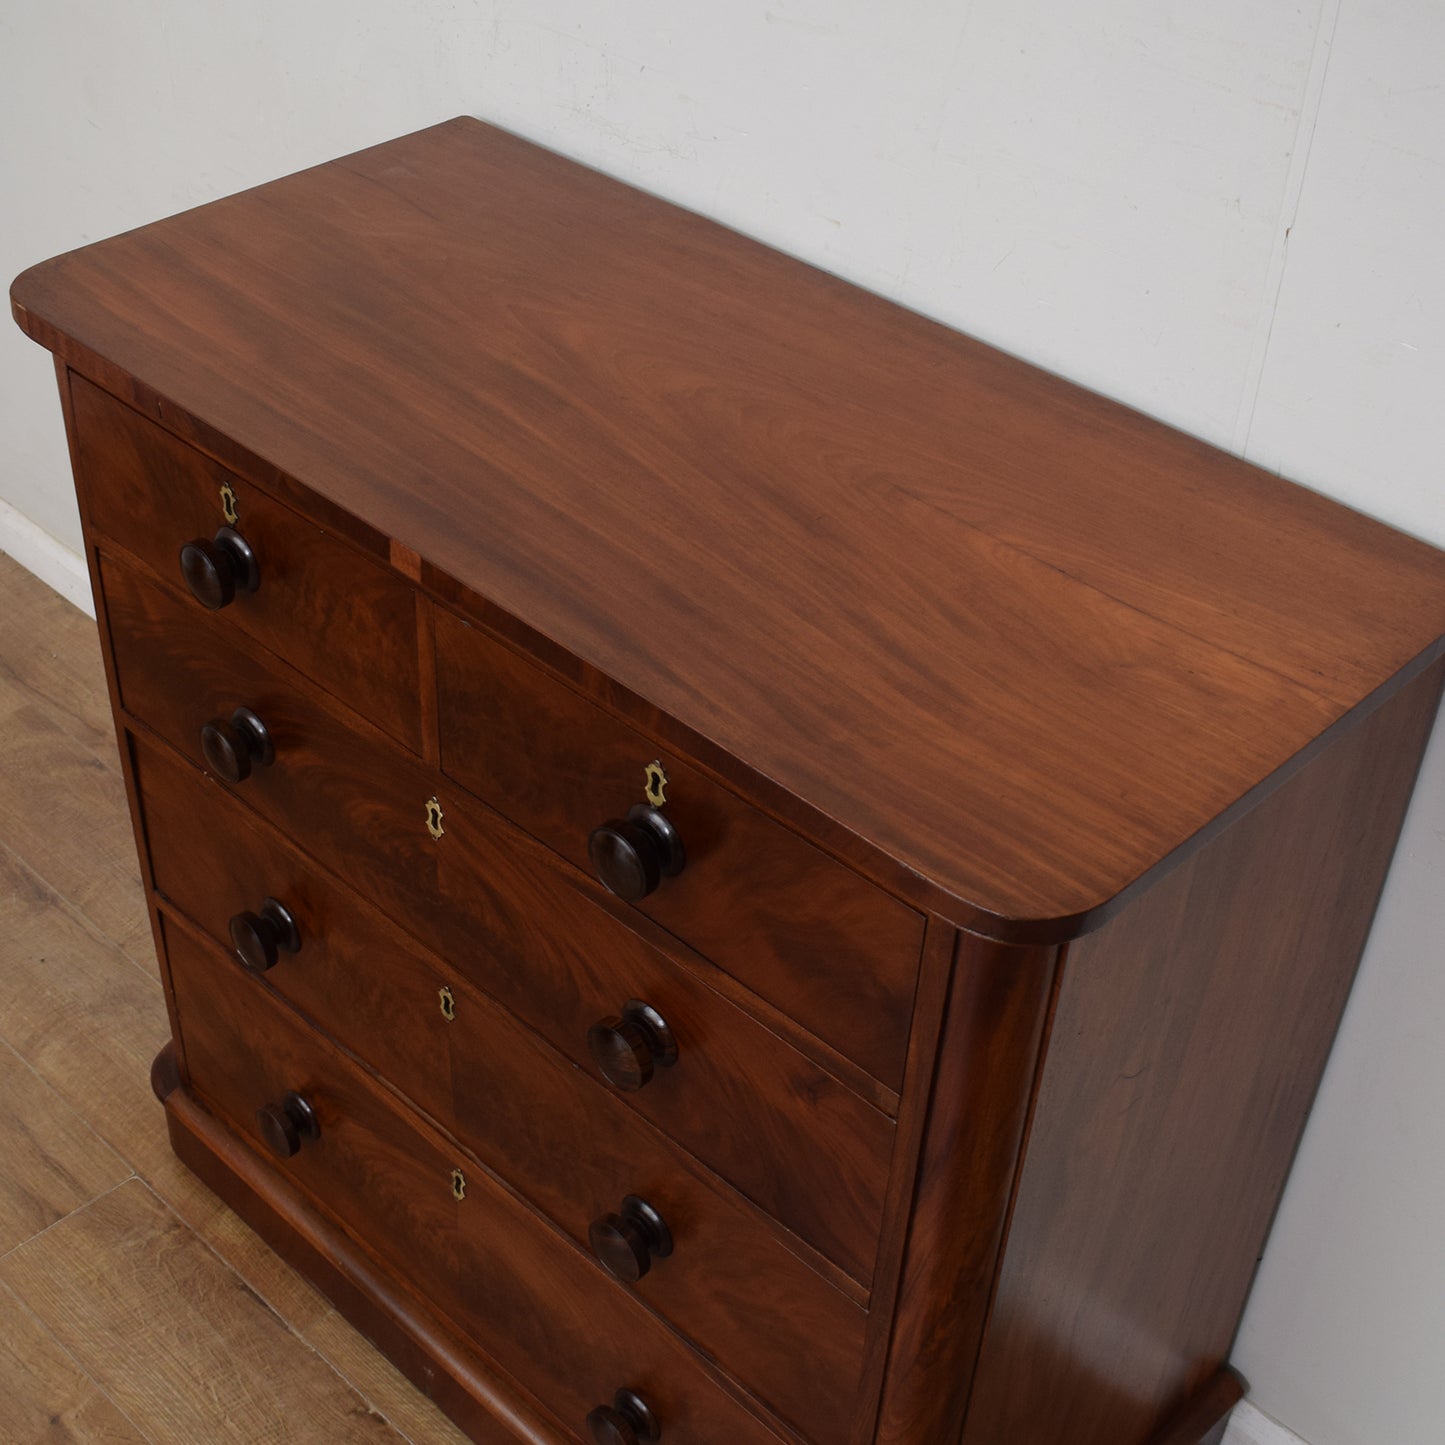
top-left (0, 659), bottom-right (151, 972)
top-left (0, 1286), bottom-right (148, 1444)
top-left (0, 836), bottom-right (329, 1331)
top-left (0, 547), bottom-right (114, 759)
top-left (12, 115), bottom-right (1445, 1445)
top-left (14, 116), bottom-right (1445, 938)
top-left (958, 657), bottom-right (1445, 1444)
top-left (1146, 1369), bottom-right (1247, 1445)
top-left (302, 1310), bottom-right (476, 1445)
top-left (167, 925), bottom-right (793, 1445)
top-left (0, 1181), bottom-right (404, 1444)
top-left (872, 936), bottom-right (1060, 1444)
top-left (137, 736), bottom-right (870, 1436)
top-left (71, 375), bottom-right (424, 751)
top-left (162, 1077), bottom-right (577, 1445)
top-left (103, 554), bottom-right (894, 1284)
top-left (436, 608), bottom-right (924, 1088)
top-left (0, 554), bottom-right (468, 1445)
top-left (0, 1040), bottom-right (130, 1253)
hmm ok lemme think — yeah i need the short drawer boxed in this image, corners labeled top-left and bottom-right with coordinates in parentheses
top-left (71, 375), bottom-right (422, 749)
top-left (434, 611), bottom-right (926, 1090)
top-left (107, 556), bottom-right (892, 1284)
top-left (164, 921), bottom-right (790, 1445)
top-left (136, 735), bottom-right (868, 1439)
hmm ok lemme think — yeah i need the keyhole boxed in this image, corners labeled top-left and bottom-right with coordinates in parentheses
top-left (425, 796), bottom-right (445, 841)
top-left (219, 481), bottom-right (239, 526)
top-left (450, 1167), bottom-right (467, 1202)
top-left (643, 759), bottom-right (669, 808)
top-left (438, 985), bottom-right (456, 1022)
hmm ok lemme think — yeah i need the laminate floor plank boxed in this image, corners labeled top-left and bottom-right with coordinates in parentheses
top-left (0, 693), bottom-right (152, 974)
top-left (0, 1038), bottom-right (131, 1254)
top-left (0, 1180), bottom-right (405, 1444)
top-left (0, 557), bottom-right (467, 1443)
top-left (306, 1310), bottom-right (473, 1445)
top-left (0, 1281), bottom-right (148, 1443)
top-left (0, 552), bottom-right (115, 760)
top-left (0, 840), bottom-right (328, 1333)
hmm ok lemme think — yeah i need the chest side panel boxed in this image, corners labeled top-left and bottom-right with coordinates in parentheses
top-left (959, 657), bottom-right (1445, 1445)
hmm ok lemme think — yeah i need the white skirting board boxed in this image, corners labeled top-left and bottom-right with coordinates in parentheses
top-left (0, 497), bottom-right (93, 617)
top-left (1224, 1401), bottom-right (1311, 1445)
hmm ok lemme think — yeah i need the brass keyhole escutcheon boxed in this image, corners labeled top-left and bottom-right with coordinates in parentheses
top-left (425, 796), bottom-right (445, 841)
top-left (219, 481), bottom-right (239, 526)
top-left (451, 1167), bottom-right (467, 1202)
top-left (438, 985), bottom-right (456, 1022)
top-left (643, 760), bottom-right (669, 808)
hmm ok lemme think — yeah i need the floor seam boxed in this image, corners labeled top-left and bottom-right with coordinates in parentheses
top-left (0, 1176), bottom-right (138, 1265)
top-left (0, 1273), bottom-right (155, 1442)
top-left (128, 1176), bottom-right (419, 1440)
top-left (0, 832), bottom-right (161, 995)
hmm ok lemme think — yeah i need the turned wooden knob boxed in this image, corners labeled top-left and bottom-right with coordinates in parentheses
top-left (200, 706), bottom-right (274, 783)
top-left (588, 804), bottom-right (685, 902)
top-left (256, 1091), bottom-right (319, 1159)
top-left (586, 1389), bottom-right (661, 1445)
top-left (589, 1196), bottom-right (673, 1283)
top-left (179, 526), bottom-right (260, 610)
top-left (228, 898), bottom-right (301, 973)
top-left (587, 1001), bottom-right (677, 1092)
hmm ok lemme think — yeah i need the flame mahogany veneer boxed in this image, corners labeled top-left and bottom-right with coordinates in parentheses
top-left (14, 118), bottom-right (1445, 1444)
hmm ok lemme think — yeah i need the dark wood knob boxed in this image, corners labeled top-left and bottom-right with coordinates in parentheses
top-left (256, 1091), bottom-right (319, 1159)
top-left (589, 1195), bottom-right (673, 1283)
top-left (586, 1390), bottom-right (661, 1445)
top-left (588, 804), bottom-right (685, 902)
top-left (200, 706), bottom-right (274, 783)
top-left (587, 1001), bottom-right (677, 1092)
top-left (229, 898), bottom-right (301, 973)
top-left (179, 526), bottom-right (260, 610)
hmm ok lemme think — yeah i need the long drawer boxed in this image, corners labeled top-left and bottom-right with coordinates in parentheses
top-left (164, 918), bottom-right (791, 1445)
top-left (105, 554), bottom-right (893, 1284)
top-left (135, 734), bottom-right (868, 1439)
top-left (72, 376), bottom-right (423, 749)
top-left (435, 609), bottom-right (925, 1090)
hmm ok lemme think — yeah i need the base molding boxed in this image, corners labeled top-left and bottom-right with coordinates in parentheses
top-left (154, 1047), bottom-right (1311, 1445)
top-left (0, 496), bottom-right (92, 615)
top-left (156, 1055), bottom-right (567, 1445)
top-left (1148, 1367), bottom-right (1247, 1445)
top-left (1221, 1402), bottom-right (1311, 1445)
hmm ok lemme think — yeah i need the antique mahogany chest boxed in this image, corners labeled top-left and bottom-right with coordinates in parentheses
top-left (13, 118), bottom-right (1445, 1445)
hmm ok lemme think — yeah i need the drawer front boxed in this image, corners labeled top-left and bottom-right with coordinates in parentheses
top-left (434, 609), bottom-right (925, 1090)
top-left (164, 922), bottom-right (790, 1445)
top-left (135, 736), bottom-right (868, 1439)
top-left (71, 376), bottom-right (422, 749)
top-left (106, 557), bottom-right (892, 1284)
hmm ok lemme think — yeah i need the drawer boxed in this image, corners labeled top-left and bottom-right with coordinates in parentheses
top-left (135, 735), bottom-right (868, 1439)
top-left (164, 921), bottom-right (790, 1445)
top-left (106, 556), bottom-right (893, 1283)
top-left (434, 609), bottom-right (925, 1090)
top-left (71, 376), bottom-right (422, 749)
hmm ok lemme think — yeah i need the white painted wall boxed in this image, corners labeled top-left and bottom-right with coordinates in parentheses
top-left (3, 5), bottom-right (1443, 1442)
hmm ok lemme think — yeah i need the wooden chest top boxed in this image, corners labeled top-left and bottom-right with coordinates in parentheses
top-left (14, 115), bottom-right (1445, 939)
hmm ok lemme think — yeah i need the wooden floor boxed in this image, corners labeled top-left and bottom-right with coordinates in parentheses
top-left (0, 551), bottom-right (469, 1444)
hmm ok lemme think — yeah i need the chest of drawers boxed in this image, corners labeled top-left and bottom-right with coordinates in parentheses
top-left (13, 117), bottom-right (1445, 1445)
